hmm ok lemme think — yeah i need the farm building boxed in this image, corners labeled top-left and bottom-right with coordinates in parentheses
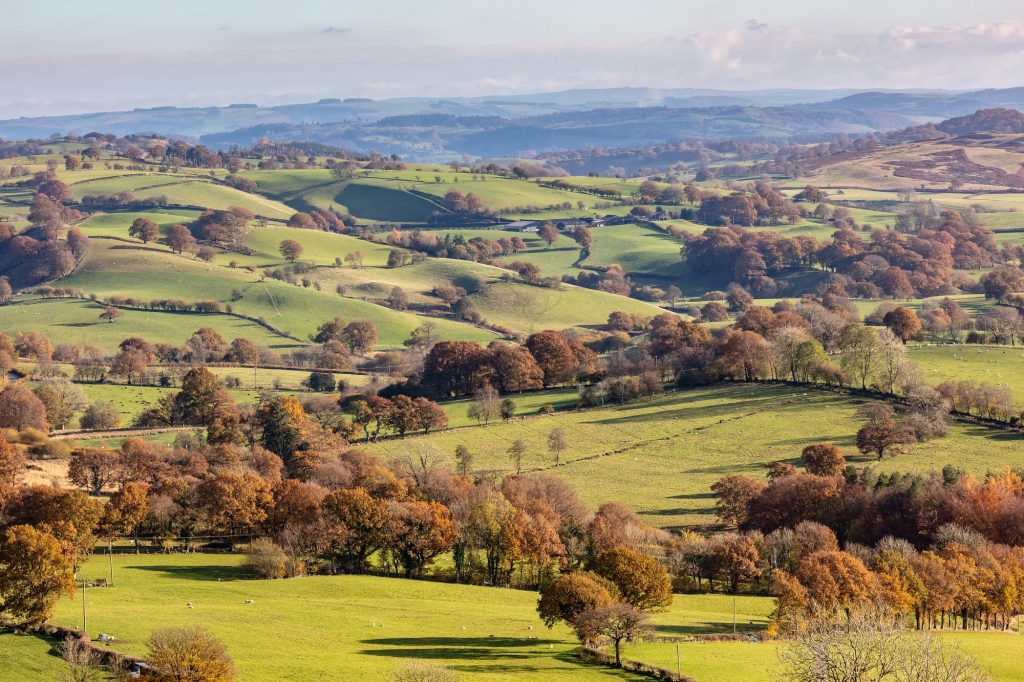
top-left (504, 220), bottom-right (540, 232)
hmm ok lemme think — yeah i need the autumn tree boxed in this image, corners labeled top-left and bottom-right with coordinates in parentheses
top-left (171, 368), bottom-right (236, 427)
top-left (341, 321), bottom-right (377, 354)
top-left (164, 223), bottom-right (196, 254)
top-left (595, 546), bottom-right (673, 611)
top-left (488, 343), bottom-right (544, 393)
top-left (537, 572), bottom-right (616, 629)
top-left (128, 217), bottom-right (160, 244)
top-left (883, 307), bottom-right (922, 344)
top-left (321, 487), bottom-right (389, 573)
top-left (253, 395), bottom-right (308, 459)
top-left (145, 626), bottom-right (235, 682)
top-left (68, 448), bottom-right (121, 495)
top-left (0, 525), bottom-right (75, 624)
top-left (800, 443), bottom-right (846, 477)
top-left (855, 404), bottom-right (917, 458)
top-left (0, 384), bottom-right (49, 431)
top-left (572, 604), bottom-right (653, 667)
top-left (195, 471), bottom-right (272, 535)
top-left (525, 331), bottom-right (577, 387)
top-left (423, 341), bottom-right (491, 397)
top-left (278, 239), bottom-right (303, 263)
top-left (98, 306), bottom-right (122, 324)
top-left (102, 482), bottom-right (149, 552)
top-left (711, 474), bottom-right (767, 528)
top-left (538, 222), bottom-right (559, 246)
top-left (0, 437), bottom-right (24, 504)
top-left (385, 500), bottom-right (458, 577)
top-left (794, 550), bottom-right (874, 614)
top-left (711, 532), bottom-right (761, 593)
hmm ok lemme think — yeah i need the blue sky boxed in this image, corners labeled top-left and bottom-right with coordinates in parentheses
top-left (2, 0), bottom-right (1024, 117)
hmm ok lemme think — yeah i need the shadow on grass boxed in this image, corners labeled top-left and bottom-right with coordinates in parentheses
top-left (359, 637), bottom-right (647, 678)
top-left (132, 563), bottom-right (248, 581)
top-left (655, 621), bottom-right (767, 636)
top-left (358, 636), bottom-right (559, 661)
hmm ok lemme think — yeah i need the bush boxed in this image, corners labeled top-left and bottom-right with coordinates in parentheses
top-left (28, 439), bottom-right (72, 460)
top-left (392, 661), bottom-right (459, 682)
top-left (305, 372), bottom-right (337, 392)
top-left (243, 538), bottom-right (288, 579)
top-left (80, 402), bottom-right (121, 430)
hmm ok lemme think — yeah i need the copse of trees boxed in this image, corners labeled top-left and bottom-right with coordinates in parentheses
top-left (680, 210), bottom-right (998, 298)
top-left (421, 331), bottom-right (597, 398)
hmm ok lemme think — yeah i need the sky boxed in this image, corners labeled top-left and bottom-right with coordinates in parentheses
top-left (2, 0), bottom-right (1024, 118)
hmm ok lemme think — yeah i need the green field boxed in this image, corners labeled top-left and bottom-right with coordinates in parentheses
top-left (630, 630), bottom-right (1023, 682)
top-left (586, 224), bottom-right (683, 276)
top-left (910, 344), bottom-right (1024, 404)
top-left (48, 236), bottom-right (495, 348)
top-left (68, 174), bottom-right (293, 219)
top-left (0, 298), bottom-right (296, 352)
top-left (363, 383), bottom-right (1024, 530)
top-left (44, 553), bottom-right (654, 682)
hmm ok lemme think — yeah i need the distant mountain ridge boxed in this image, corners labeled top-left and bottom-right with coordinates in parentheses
top-left (2, 86), bottom-right (1024, 161)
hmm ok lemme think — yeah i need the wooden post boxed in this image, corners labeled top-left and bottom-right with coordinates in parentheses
top-left (108, 541), bottom-right (114, 586)
top-left (81, 580), bottom-right (87, 633)
top-left (733, 596), bottom-right (737, 635)
top-left (676, 642), bottom-right (680, 676)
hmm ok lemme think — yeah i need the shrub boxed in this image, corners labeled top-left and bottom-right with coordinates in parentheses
top-left (392, 661), bottom-right (459, 682)
top-left (243, 538), bottom-right (288, 579)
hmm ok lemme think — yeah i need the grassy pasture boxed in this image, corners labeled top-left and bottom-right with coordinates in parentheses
top-left (469, 281), bottom-right (664, 335)
top-left (586, 224), bottom-right (683, 276)
top-left (46, 553), bottom-right (647, 682)
top-left (0, 298), bottom-right (294, 352)
top-left (244, 227), bottom-right (394, 268)
top-left (630, 631), bottom-right (1023, 682)
top-left (363, 383), bottom-right (1024, 530)
top-left (68, 174), bottom-right (293, 218)
top-left (29, 554), bottom-right (1017, 682)
top-left (909, 345), bottom-right (1024, 403)
top-left (52, 238), bottom-right (495, 347)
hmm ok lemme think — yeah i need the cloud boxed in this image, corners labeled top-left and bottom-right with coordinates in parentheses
top-left (3, 20), bottom-right (1024, 117)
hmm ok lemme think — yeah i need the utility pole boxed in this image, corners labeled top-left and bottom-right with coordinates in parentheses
top-left (676, 642), bottom-right (680, 676)
top-left (733, 596), bottom-right (737, 635)
top-left (81, 580), bottom-right (87, 632)
top-left (108, 541), bottom-right (114, 586)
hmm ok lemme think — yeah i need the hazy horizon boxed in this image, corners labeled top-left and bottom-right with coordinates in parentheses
top-left (4, 0), bottom-right (1024, 118)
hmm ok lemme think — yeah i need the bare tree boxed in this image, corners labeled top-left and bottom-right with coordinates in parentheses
top-left (780, 611), bottom-right (991, 682)
top-left (548, 427), bottom-right (569, 466)
top-left (57, 638), bottom-right (101, 682)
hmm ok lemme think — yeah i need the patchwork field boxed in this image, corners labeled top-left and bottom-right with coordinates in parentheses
top-left (364, 383), bottom-right (1024, 530)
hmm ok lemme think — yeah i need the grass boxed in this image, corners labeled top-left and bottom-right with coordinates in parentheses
top-left (35, 554), bottom-right (1019, 682)
top-left (0, 298), bottom-right (295, 352)
top-left (586, 224), bottom-right (683, 277)
top-left (909, 344), bottom-right (1024, 404)
top-left (0, 632), bottom-right (81, 680)
top-left (67, 174), bottom-right (293, 219)
top-left (469, 281), bottom-right (664, 336)
top-left (46, 553), bottom-right (648, 682)
top-left (630, 631), bottom-right (1024, 682)
top-left (52, 237), bottom-right (495, 347)
top-left (362, 383), bottom-right (1024, 530)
